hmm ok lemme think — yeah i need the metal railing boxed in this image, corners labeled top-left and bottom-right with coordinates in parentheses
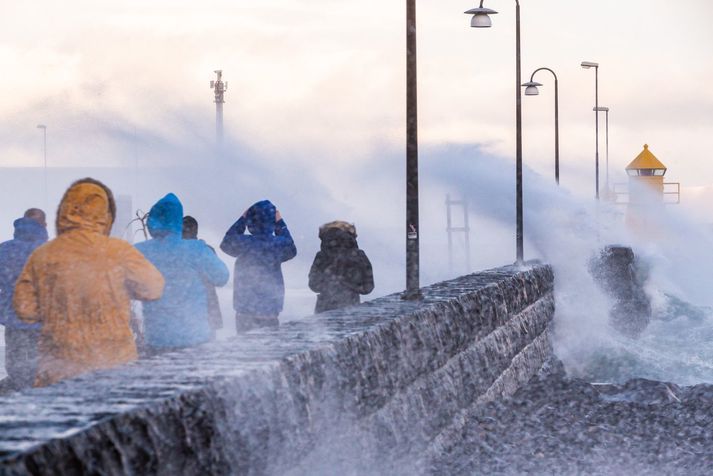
top-left (611, 182), bottom-right (680, 205)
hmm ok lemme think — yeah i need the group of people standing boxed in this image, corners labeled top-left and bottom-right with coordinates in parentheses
top-left (0, 177), bottom-right (374, 391)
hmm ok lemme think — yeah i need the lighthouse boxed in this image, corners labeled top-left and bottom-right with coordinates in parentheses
top-left (623, 144), bottom-right (678, 234)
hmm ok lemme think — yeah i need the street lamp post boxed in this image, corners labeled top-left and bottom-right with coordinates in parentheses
top-left (522, 67), bottom-right (560, 185)
top-left (581, 61), bottom-right (600, 199)
top-left (465, 0), bottom-right (524, 264)
top-left (404, 0), bottom-right (421, 299)
top-left (593, 106), bottom-right (610, 193)
top-left (36, 124), bottom-right (47, 209)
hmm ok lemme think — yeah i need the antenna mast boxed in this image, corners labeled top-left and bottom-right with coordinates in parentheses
top-left (210, 70), bottom-right (227, 145)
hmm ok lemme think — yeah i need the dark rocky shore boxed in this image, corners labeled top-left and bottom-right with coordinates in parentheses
top-left (427, 359), bottom-right (713, 475)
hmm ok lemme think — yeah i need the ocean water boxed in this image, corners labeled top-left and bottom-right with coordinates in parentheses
top-left (577, 300), bottom-right (713, 386)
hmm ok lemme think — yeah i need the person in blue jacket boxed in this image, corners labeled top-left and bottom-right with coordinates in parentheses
top-left (135, 194), bottom-right (229, 354)
top-left (220, 200), bottom-right (297, 333)
top-left (0, 209), bottom-right (48, 391)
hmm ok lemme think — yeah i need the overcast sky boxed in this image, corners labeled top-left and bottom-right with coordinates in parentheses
top-left (2, 0), bottom-right (712, 179)
top-left (2, 0), bottom-right (713, 250)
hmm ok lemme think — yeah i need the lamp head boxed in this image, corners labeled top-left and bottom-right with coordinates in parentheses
top-left (593, 106), bottom-right (609, 112)
top-left (465, 6), bottom-right (498, 28)
top-left (36, 124), bottom-right (46, 129)
top-left (581, 61), bottom-right (599, 69)
top-left (522, 81), bottom-right (542, 96)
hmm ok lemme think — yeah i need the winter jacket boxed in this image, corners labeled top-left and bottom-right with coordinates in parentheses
top-left (220, 200), bottom-right (297, 317)
top-left (0, 218), bottom-right (48, 330)
top-left (14, 180), bottom-right (164, 387)
top-left (182, 216), bottom-right (223, 330)
top-left (308, 223), bottom-right (374, 313)
top-left (135, 194), bottom-right (229, 348)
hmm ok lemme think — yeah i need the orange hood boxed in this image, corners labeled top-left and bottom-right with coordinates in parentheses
top-left (56, 182), bottom-right (114, 236)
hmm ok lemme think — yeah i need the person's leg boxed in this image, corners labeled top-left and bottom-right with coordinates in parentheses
top-left (235, 314), bottom-right (279, 333)
top-left (251, 315), bottom-right (279, 330)
top-left (5, 327), bottom-right (39, 390)
top-left (235, 313), bottom-right (254, 334)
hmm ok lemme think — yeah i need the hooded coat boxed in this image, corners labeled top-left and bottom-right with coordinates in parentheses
top-left (0, 218), bottom-right (48, 330)
top-left (135, 194), bottom-right (229, 348)
top-left (220, 200), bottom-right (297, 317)
top-left (308, 223), bottom-right (374, 313)
top-left (13, 180), bottom-right (165, 387)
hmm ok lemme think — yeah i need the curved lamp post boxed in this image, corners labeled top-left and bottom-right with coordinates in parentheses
top-left (581, 61), bottom-right (600, 199)
top-left (593, 106), bottom-right (610, 193)
top-left (465, 0), bottom-right (524, 264)
top-left (522, 67), bottom-right (560, 185)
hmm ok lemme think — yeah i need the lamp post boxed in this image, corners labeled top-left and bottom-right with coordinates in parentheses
top-left (465, 0), bottom-right (524, 264)
top-left (581, 61), bottom-right (600, 199)
top-left (593, 106), bottom-right (609, 194)
top-left (36, 124), bottom-right (47, 209)
top-left (404, 0), bottom-right (421, 299)
top-left (522, 67), bottom-right (560, 185)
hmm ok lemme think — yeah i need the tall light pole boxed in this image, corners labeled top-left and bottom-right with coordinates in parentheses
top-left (465, 0), bottom-right (524, 264)
top-left (581, 61), bottom-right (600, 199)
top-left (404, 0), bottom-right (421, 299)
top-left (36, 124), bottom-right (47, 209)
top-left (593, 106), bottom-right (610, 194)
top-left (522, 67), bottom-right (560, 185)
top-left (210, 70), bottom-right (227, 146)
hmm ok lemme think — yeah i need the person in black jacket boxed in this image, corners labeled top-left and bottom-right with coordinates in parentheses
top-left (308, 221), bottom-right (374, 314)
top-left (182, 215), bottom-right (224, 337)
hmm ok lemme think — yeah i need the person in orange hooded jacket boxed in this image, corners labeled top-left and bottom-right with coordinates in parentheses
top-left (13, 178), bottom-right (165, 387)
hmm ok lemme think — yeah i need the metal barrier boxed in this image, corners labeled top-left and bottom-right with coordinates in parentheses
top-left (611, 182), bottom-right (680, 205)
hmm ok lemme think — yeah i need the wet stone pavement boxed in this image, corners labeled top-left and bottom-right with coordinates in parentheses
top-left (0, 263), bottom-right (556, 475)
top-left (426, 358), bottom-right (713, 475)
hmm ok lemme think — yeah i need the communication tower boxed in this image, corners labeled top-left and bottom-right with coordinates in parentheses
top-left (210, 70), bottom-right (228, 145)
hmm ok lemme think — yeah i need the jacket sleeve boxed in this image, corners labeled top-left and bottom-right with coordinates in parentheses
top-left (337, 250), bottom-right (375, 295)
top-left (308, 252), bottom-right (327, 293)
top-left (198, 243), bottom-right (230, 287)
top-left (123, 245), bottom-right (165, 301)
top-left (274, 219), bottom-right (297, 262)
top-left (220, 217), bottom-right (248, 257)
top-left (355, 250), bottom-right (375, 295)
top-left (13, 256), bottom-right (41, 324)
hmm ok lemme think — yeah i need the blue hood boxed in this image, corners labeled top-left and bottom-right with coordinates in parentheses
top-left (13, 217), bottom-right (48, 243)
top-left (246, 200), bottom-right (276, 236)
top-left (147, 193), bottom-right (184, 238)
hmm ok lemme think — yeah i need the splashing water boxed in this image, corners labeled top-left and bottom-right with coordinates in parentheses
top-left (425, 145), bottom-right (713, 386)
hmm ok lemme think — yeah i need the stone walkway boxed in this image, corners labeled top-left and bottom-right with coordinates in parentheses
top-left (426, 360), bottom-right (713, 475)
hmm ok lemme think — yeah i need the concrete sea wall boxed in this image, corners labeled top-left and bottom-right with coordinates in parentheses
top-left (0, 263), bottom-right (554, 475)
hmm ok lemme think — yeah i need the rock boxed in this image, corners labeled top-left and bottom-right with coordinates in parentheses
top-left (589, 245), bottom-right (652, 338)
top-left (594, 378), bottom-right (683, 404)
top-left (426, 362), bottom-right (713, 476)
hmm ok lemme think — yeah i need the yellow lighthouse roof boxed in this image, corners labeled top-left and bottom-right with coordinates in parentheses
top-left (626, 144), bottom-right (667, 171)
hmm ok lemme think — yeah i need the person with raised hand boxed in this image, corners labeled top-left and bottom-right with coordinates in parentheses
top-left (221, 200), bottom-right (296, 332)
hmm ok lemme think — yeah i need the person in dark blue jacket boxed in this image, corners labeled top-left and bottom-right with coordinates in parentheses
top-left (135, 194), bottom-right (229, 354)
top-left (0, 209), bottom-right (48, 390)
top-left (220, 200), bottom-right (297, 333)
